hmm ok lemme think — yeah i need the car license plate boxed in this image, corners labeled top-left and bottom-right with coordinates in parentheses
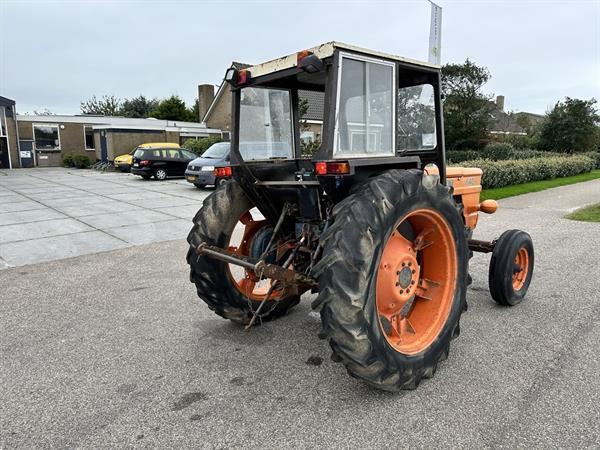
top-left (186, 175), bottom-right (197, 182)
top-left (133, 163), bottom-right (139, 167)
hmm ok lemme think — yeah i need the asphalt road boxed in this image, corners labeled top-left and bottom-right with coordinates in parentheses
top-left (1, 179), bottom-right (599, 448)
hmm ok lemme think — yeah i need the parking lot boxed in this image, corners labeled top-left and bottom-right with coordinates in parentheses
top-left (1, 171), bottom-right (599, 448)
top-left (0, 168), bottom-right (209, 268)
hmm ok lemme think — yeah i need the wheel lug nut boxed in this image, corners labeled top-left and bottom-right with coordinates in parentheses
top-left (402, 262), bottom-right (405, 267)
top-left (396, 271), bottom-right (400, 275)
top-left (399, 289), bottom-right (404, 294)
top-left (395, 282), bottom-right (399, 286)
top-left (411, 280), bottom-right (415, 285)
top-left (412, 269), bottom-right (415, 274)
top-left (408, 262), bottom-right (412, 267)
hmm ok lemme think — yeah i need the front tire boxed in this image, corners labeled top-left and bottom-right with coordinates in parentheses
top-left (312, 169), bottom-right (468, 391)
top-left (489, 230), bottom-right (534, 306)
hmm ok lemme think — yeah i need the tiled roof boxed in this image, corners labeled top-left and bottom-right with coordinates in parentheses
top-left (299, 90), bottom-right (324, 121)
top-left (489, 105), bottom-right (545, 134)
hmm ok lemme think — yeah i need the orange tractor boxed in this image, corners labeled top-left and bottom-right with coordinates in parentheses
top-left (187, 42), bottom-right (534, 391)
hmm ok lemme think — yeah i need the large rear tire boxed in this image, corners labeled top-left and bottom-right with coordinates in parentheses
top-left (186, 180), bottom-right (300, 324)
top-left (312, 169), bottom-right (468, 391)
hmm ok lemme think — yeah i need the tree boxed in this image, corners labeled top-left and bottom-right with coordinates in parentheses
top-left (441, 59), bottom-right (494, 150)
top-left (31, 108), bottom-right (55, 115)
top-left (538, 97), bottom-right (600, 153)
top-left (298, 97), bottom-right (321, 156)
top-left (183, 136), bottom-right (223, 155)
top-left (80, 95), bottom-right (121, 116)
top-left (119, 95), bottom-right (159, 118)
top-left (190, 100), bottom-right (200, 123)
top-left (150, 95), bottom-right (195, 121)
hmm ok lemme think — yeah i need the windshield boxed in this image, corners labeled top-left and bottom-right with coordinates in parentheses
top-left (201, 142), bottom-right (230, 159)
top-left (238, 87), bottom-right (294, 160)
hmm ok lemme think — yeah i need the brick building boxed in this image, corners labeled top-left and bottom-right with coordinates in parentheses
top-left (0, 98), bottom-right (222, 169)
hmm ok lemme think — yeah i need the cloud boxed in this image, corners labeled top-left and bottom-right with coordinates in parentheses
top-left (1, 0), bottom-right (598, 114)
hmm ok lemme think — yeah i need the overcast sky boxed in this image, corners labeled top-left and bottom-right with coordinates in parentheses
top-left (1, 0), bottom-right (598, 115)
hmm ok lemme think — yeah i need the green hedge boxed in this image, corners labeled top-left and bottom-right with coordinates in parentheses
top-left (583, 151), bottom-right (600, 168)
top-left (73, 154), bottom-right (91, 168)
top-left (183, 136), bottom-right (223, 155)
top-left (447, 146), bottom-right (562, 164)
top-left (457, 155), bottom-right (595, 189)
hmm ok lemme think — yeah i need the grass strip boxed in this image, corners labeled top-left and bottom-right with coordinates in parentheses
top-left (480, 170), bottom-right (600, 201)
top-left (566, 203), bottom-right (600, 222)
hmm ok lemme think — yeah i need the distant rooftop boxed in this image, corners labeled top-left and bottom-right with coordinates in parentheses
top-left (16, 114), bottom-right (220, 133)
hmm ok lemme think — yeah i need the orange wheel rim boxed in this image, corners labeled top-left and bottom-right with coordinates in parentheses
top-left (226, 209), bottom-right (285, 301)
top-left (512, 248), bottom-right (529, 291)
top-left (376, 209), bottom-right (457, 355)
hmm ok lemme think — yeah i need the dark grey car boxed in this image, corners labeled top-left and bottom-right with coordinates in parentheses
top-left (185, 142), bottom-right (230, 188)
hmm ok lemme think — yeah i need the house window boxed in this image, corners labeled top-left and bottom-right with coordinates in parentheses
top-left (84, 126), bottom-right (95, 150)
top-left (33, 124), bottom-right (60, 150)
top-left (397, 84), bottom-right (437, 151)
top-left (0, 107), bottom-right (7, 137)
top-left (334, 54), bottom-right (395, 157)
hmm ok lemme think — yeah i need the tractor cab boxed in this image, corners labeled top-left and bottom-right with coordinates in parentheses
top-left (224, 42), bottom-right (445, 222)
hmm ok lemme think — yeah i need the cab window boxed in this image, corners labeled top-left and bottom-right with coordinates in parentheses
top-left (397, 84), bottom-right (437, 151)
top-left (334, 54), bottom-right (395, 157)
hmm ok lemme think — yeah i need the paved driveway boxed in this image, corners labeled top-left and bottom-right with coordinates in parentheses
top-left (1, 178), bottom-right (599, 448)
top-left (0, 168), bottom-right (209, 268)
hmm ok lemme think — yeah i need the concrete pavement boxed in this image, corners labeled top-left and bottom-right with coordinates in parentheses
top-left (0, 168), bottom-right (210, 268)
top-left (1, 178), bottom-right (599, 448)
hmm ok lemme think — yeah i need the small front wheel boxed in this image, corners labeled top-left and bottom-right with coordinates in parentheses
top-left (489, 230), bottom-right (534, 306)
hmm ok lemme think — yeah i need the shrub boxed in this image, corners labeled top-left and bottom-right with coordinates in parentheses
top-left (455, 154), bottom-right (595, 189)
top-left (447, 150), bottom-right (480, 164)
top-left (183, 136), bottom-right (223, 155)
top-left (72, 154), bottom-right (92, 169)
top-left (62, 153), bottom-right (75, 167)
top-left (447, 147), bottom-right (564, 164)
top-left (583, 151), bottom-right (600, 169)
top-left (483, 142), bottom-right (514, 160)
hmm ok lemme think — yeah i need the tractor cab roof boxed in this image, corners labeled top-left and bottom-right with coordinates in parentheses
top-left (246, 41), bottom-right (440, 79)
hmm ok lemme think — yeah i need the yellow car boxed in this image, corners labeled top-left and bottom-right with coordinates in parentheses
top-left (114, 142), bottom-right (180, 172)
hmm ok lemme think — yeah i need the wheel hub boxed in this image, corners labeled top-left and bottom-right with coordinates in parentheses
top-left (395, 254), bottom-right (419, 297)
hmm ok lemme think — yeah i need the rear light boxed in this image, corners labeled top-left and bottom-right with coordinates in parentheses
top-left (140, 160), bottom-right (151, 167)
top-left (237, 69), bottom-right (250, 85)
top-left (314, 161), bottom-right (350, 175)
top-left (214, 166), bottom-right (232, 177)
top-left (315, 162), bottom-right (327, 175)
top-left (297, 50), bottom-right (313, 67)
